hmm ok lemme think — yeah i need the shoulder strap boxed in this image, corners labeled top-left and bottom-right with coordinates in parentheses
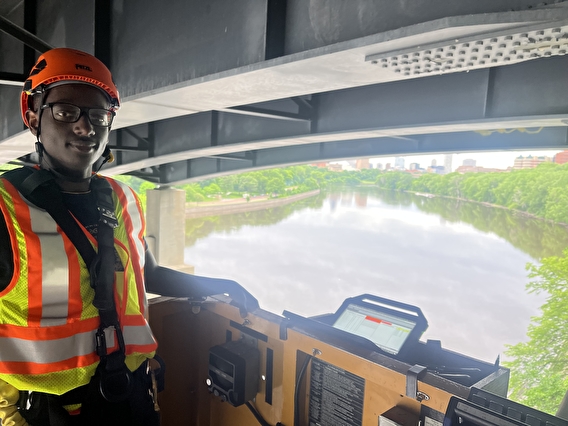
top-left (2, 167), bottom-right (97, 267)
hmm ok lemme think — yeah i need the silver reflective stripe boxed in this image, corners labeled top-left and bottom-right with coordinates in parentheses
top-left (115, 182), bottom-right (145, 270)
top-left (0, 330), bottom-right (97, 363)
top-left (123, 324), bottom-right (156, 346)
top-left (29, 209), bottom-right (69, 327)
top-left (0, 325), bottom-right (154, 363)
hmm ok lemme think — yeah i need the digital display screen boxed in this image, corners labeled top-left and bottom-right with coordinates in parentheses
top-left (332, 303), bottom-right (416, 355)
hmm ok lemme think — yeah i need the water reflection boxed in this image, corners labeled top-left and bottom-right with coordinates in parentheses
top-left (184, 188), bottom-right (568, 363)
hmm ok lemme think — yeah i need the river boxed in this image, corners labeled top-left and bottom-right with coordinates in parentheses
top-left (183, 187), bottom-right (568, 364)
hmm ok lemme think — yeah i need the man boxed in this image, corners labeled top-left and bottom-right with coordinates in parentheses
top-left (0, 47), bottom-right (258, 426)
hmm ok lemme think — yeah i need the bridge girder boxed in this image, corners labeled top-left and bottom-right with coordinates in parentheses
top-left (1, 1), bottom-right (568, 183)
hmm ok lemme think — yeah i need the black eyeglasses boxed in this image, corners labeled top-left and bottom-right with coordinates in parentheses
top-left (40, 102), bottom-right (115, 127)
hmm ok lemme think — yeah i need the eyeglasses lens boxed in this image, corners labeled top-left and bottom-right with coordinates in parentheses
top-left (49, 103), bottom-right (113, 127)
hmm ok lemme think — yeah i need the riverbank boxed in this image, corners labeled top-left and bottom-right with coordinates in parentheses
top-left (397, 188), bottom-right (568, 228)
top-left (185, 189), bottom-right (320, 218)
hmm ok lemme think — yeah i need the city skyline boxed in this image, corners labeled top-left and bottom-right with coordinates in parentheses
top-left (367, 149), bottom-right (562, 172)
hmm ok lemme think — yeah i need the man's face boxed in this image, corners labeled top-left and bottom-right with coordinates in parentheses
top-left (27, 83), bottom-right (111, 179)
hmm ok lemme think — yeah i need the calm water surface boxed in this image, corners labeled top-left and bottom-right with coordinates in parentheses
top-left (184, 188), bottom-right (568, 363)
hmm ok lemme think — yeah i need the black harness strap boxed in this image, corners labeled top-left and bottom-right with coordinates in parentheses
top-left (13, 167), bottom-right (97, 267)
top-left (2, 167), bottom-right (132, 403)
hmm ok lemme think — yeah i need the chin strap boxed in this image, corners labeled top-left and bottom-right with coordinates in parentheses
top-left (95, 146), bottom-right (114, 173)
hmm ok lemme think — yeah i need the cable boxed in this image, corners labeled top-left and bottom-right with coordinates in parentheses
top-left (245, 401), bottom-right (273, 426)
top-left (293, 354), bottom-right (313, 426)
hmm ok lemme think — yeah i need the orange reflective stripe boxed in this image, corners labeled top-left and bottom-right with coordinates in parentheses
top-left (68, 215), bottom-right (100, 321)
top-left (0, 317), bottom-right (100, 339)
top-left (0, 353), bottom-right (99, 375)
top-left (109, 180), bottom-right (147, 314)
top-left (111, 181), bottom-right (145, 268)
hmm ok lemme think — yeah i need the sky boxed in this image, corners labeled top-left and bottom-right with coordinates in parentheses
top-left (337, 149), bottom-right (563, 172)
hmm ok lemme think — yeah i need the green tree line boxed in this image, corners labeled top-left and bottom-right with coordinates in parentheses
top-left (114, 165), bottom-right (376, 204)
top-left (116, 162), bottom-right (568, 225)
top-left (181, 165), bottom-right (375, 202)
top-left (376, 162), bottom-right (568, 224)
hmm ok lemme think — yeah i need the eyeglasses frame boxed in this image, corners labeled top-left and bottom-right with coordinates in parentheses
top-left (40, 102), bottom-right (116, 128)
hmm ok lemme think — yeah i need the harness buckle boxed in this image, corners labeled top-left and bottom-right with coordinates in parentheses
top-left (95, 324), bottom-right (133, 402)
top-left (97, 205), bottom-right (118, 229)
top-left (95, 323), bottom-right (127, 359)
top-left (95, 328), bottom-right (108, 357)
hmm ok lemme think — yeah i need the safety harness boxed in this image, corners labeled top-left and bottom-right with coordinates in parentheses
top-left (2, 167), bottom-right (140, 419)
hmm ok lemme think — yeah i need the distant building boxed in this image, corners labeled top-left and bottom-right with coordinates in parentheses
top-left (385, 163), bottom-right (392, 170)
top-left (427, 165), bottom-right (446, 174)
top-left (409, 162), bottom-right (420, 170)
top-left (376, 163), bottom-right (383, 170)
top-left (456, 165), bottom-right (507, 174)
top-left (431, 159), bottom-right (437, 167)
top-left (513, 155), bottom-right (552, 169)
top-left (312, 162), bottom-right (328, 168)
top-left (554, 150), bottom-right (568, 164)
top-left (444, 154), bottom-right (453, 174)
top-left (394, 157), bottom-right (405, 170)
top-left (463, 159), bottom-right (476, 167)
top-left (356, 158), bottom-right (370, 170)
top-left (327, 163), bottom-right (343, 172)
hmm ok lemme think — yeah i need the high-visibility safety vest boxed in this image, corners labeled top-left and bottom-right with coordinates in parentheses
top-left (0, 176), bottom-right (158, 395)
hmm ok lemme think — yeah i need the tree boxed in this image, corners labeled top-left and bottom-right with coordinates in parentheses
top-left (303, 177), bottom-right (319, 190)
top-left (217, 174), bottom-right (238, 193)
top-left (503, 250), bottom-right (568, 415)
top-left (238, 175), bottom-right (259, 193)
top-left (137, 180), bottom-right (157, 210)
top-left (185, 185), bottom-right (206, 202)
top-left (266, 177), bottom-right (286, 195)
top-left (203, 183), bottom-right (221, 196)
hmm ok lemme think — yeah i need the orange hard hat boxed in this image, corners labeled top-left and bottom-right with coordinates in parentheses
top-left (21, 48), bottom-right (120, 127)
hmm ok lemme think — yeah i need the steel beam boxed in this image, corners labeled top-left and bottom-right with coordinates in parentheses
top-left (0, 13), bottom-right (52, 53)
top-left (99, 54), bottom-right (568, 182)
top-left (265, 0), bottom-right (287, 60)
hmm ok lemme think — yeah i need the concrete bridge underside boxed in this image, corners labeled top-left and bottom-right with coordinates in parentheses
top-left (1, 0), bottom-right (568, 184)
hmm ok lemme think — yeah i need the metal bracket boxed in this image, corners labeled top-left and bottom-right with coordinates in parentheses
top-left (279, 318), bottom-right (290, 340)
top-left (406, 364), bottom-right (427, 400)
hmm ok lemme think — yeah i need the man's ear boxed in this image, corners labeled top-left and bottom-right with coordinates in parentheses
top-left (25, 110), bottom-right (39, 136)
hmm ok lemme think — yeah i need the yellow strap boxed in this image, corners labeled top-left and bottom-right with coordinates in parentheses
top-left (0, 379), bottom-right (28, 426)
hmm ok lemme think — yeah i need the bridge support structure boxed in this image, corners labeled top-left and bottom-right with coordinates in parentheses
top-left (145, 186), bottom-right (193, 273)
